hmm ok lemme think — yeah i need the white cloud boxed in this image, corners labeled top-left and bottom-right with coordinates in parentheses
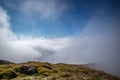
top-left (21, 0), bottom-right (67, 20)
top-left (0, 6), bottom-right (70, 62)
top-left (0, 7), bottom-right (10, 28)
top-left (0, 5), bottom-right (120, 77)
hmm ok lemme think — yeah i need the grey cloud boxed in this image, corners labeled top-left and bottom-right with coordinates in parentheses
top-left (33, 46), bottom-right (55, 61)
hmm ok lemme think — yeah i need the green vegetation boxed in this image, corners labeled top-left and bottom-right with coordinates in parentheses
top-left (0, 61), bottom-right (119, 80)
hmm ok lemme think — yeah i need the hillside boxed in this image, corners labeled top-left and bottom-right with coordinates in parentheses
top-left (0, 60), bottom-right (14, 64)
top-left (0, 61), bottom-right (119, 80)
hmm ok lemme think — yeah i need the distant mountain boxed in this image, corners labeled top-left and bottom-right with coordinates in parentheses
top-left (0, 60), bottom-right (14, 64)
top-left (0, 61), bottom-right (119, 80)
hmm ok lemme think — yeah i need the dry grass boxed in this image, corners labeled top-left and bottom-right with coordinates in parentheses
top-left (0, 61), bottom-right (119, 80)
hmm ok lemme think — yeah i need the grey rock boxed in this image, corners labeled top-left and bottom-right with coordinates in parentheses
top-left (20, 65), bottom-right (38, 75)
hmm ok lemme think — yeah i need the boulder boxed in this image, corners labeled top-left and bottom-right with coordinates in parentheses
top-left (19, 65), bottom-right (38, 75)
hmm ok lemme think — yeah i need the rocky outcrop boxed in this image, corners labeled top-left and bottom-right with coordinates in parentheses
top-left (19, 65), bottom-right (38, 75)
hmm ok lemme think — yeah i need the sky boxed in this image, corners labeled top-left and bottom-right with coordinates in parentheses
top-left (0, 0), bottom-right (120, 77)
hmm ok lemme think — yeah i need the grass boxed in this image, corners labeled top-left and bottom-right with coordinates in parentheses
top-left (0, 61), bottom-right (119, 80)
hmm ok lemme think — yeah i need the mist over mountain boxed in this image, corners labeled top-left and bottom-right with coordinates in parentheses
top-left (0, 0), bottom-right (120, 78)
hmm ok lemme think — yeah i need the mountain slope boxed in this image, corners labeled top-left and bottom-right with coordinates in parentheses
top-left (0, 60), bottom-right (14, 64)
top-left (0, 61), bottom-right (119, 80)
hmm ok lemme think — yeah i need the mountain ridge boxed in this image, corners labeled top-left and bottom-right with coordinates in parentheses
top-left (0, 60), bottom-right (119, 80)
top-left (0, 60), bottom-right (14, 64)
